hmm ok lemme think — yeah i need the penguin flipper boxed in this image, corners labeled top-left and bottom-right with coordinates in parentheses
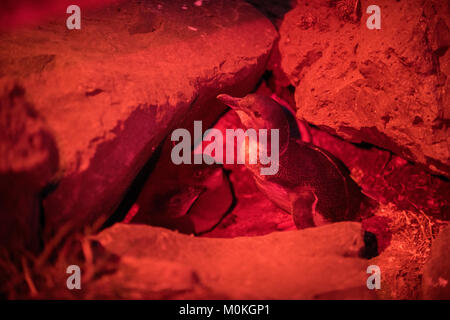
top-left (289, 189), bottom-right (317, 229)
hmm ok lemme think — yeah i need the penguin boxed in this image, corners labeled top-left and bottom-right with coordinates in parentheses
top-left (217, 93), bottom-right (366, 229)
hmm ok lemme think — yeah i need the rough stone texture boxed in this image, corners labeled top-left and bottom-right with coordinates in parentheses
top-left (279, 0), bottom-right (450, 177)
top-left (308, 125), bottom-right (450, 220)
top-left (88, 256), bottom-right (226, 299)
top-left (246, 0), bottom-right (295, 27)
top-left (0, 0), bottom-right (277, 238)
top-left (423, 225), bottom-right (450, 299)
top-left (0, 0), bottom-right (116, 30)
top-left (130, 139), bottom-right (234, 235)
top-left (0, 81), bottom-right (58, 250)
top-left (95, 222), bottom-right (375, 299)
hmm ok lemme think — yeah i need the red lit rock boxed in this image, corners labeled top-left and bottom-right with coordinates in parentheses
top-left (279, 0), bottom-right (450, 178)
top-left (0, 81), bottom-right (58, 250)
top-left (361, 215), bottom-right (391, 254)
top-left (0, 0), bottom-right (277, 239)
top-left (309, 126), bottom-right (450, 220)
top-left (246, 0), bottom-right (295, 28)
top-left (89, 256), bottom-right (223, 299)
top-left (131, 139), bottom-right (234, 235)
top-left (0, 0), bottom-right (116, 31)
top-left (422, 225), bottom-right (450, 299)
top-left (95, 222), bottom-right (375, 299)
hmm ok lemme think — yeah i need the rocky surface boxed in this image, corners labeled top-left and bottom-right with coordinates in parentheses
top-left (246, 0), bottom-right (295, 27)
top-left (130, 139), bottom-right (234, 235)
top-left (0, 81), bottom-right (58, 250)
top-left (308, 125), bottom-right (450, 220)
top-left (0, 0), bottom-right (116, 30)
top-left (1, 0), bottom-right (448, 301)
top-left (94, 222), bottom-right (375, 299)
top-left (279, 0), bottom-right (450, 177)
top-left (422, 225), bottom-right (450, 299)
top-left (0, 0), bottom-right (277, 240)
top-left (366, 203), bottom-right (444, 300)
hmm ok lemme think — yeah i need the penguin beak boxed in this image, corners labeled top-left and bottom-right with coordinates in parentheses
top-left (217, 94), bottom-right (242, 110)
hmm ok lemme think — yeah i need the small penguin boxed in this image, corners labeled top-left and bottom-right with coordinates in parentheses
top-left (217, 93), bottom-right (365, 229)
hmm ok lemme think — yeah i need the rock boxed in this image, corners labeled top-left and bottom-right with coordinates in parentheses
top-left (0, 1), bottom-right (116, 30)
top-left (245, 0), bottom-right (295, 27)
top-left (279, 0), bottom-right (450, 177)
top-left (0, 81), bottom-right (58, 250)
top-left (88, 257), bottom-right (226, 299)
top-left (423, 225), bottom-right (450, 299)
top-left (0, 0), bottom-right (277, 240)
top-left (95, 222), bottom-right (376, 299)
top-left (308, 125), bottom-right (450, 220)
top-left (361, 216), bottom-right (391, 254)
top-left (130, 139), bottom-right (234, 235)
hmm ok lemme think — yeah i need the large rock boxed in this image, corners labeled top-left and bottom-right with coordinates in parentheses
top-left (279, 0), bottom-right (450, 177)
top-left (95, 222), bottom-right (376, 299)
top-left (130, 139), bottom-right (234, 235)
top-left (422, 225), bottom-right (450, 299)
top-left (0, 0), bottom-right (277, 240)
top-left (308, 125), bottom-right (450, 220)
top-left (0, 81), bottom-right (58, 250)
top-left (0, 0), bottom-right (116, 30)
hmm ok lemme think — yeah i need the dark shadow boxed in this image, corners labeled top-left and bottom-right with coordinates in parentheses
top-left (245, 0), bottom-right (295, 26)
top-left (102, 139), bottom-right (165, 229)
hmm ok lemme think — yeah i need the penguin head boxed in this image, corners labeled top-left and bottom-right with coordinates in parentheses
top-left (217, 94), bottom-right (262, 129)
top-left (217, 93), bottom-right (291, 154)
top-left (217, 94), bottom-right (289, 131)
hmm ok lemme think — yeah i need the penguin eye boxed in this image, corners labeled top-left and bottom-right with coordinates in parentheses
top-left (253, 111), bottom-right (261, 118)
